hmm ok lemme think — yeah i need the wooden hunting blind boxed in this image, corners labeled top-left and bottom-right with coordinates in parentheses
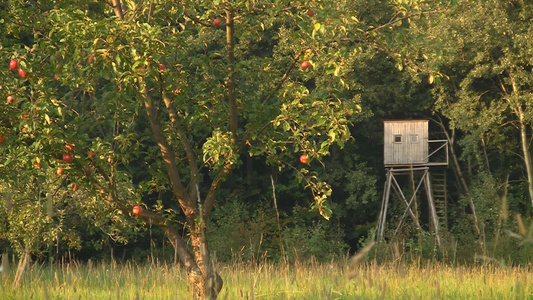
top-left (384, 120), bottom-right (428, 166)
top-left (377, 119), bottom-right (449, 250)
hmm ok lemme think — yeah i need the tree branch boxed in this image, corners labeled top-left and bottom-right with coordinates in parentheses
top-left (111, 0), bottom-right (124, 20)
top-left (141, 85), bottom-right (197, 217)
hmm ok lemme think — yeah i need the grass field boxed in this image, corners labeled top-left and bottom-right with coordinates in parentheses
top-left (0, 258), bottom-right (532, 299)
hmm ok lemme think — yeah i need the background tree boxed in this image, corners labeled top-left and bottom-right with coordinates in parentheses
top-left (1, 0), bottom-right (476, 297)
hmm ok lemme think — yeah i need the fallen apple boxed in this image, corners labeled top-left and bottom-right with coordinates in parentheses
top-left (300, 154), bottom-right (309, 164)
top-left (213, 18), bottom-right (221, 28)
top-left (7, 95), bottom-right (14, 104)
top-left (70, 182), bottom-right (79, 191)
top-left (307, 10), bottom-right (315, 17)
top-left (57, 167), bottom-right (64, 176)
top-left (301, 61), bottom-right (311, 70)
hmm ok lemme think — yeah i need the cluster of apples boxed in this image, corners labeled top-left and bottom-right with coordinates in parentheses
top-left (298, 9), bottom-right (315, 164)
top-left (56, 143), bottom-right (80, 191)
top-left (9, 59), bottom-right (27, 78)
top-left (6, 59), bottom-right (27, 105)
top-left (300, 9), bottom-right (315, 70)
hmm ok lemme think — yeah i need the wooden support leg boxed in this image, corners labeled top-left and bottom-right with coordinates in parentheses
top-left (377, 169), bottom-right (393, 241)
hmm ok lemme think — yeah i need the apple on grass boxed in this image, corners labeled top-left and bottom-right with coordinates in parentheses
top-left (70, 182), bottom-right (79, 191)
top-left (212, 18), bottom-right (221, 28)
top-left (7, 95), bottom-right (14, 104)
top-left (132, 205), bottom-right (142, 215)
top-left (301, 61), bottom-right (311, 70)
top-left (307, 10), bottom-right (315, 17)
top-left (300, 154), bottom-right (309, 164)
top-left (57, 167), bottom-right (64, 176)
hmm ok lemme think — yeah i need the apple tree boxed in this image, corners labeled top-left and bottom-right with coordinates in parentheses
top-left (0, 0), bottom-right (451, 297)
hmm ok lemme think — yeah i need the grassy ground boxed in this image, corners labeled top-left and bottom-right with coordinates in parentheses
top-left (0, 259), bottom-right (532, 299)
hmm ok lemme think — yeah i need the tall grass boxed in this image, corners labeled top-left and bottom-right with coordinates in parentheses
top-left (0, 258), bottom-right (532, 299)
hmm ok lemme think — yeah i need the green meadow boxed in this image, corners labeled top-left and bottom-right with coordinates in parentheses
top-left (0, 259), bottom-right (531, 299)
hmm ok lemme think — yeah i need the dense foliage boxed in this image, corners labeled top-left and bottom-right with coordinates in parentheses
top-left (1, 0), bottom-right (533, 297)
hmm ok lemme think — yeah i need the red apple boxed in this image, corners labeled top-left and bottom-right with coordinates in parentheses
top-left (300, 154), bottom-right (309, 164)
top-left (88, 150), bottom-right (96, 158)
top-left (7, 95), bottom-right (14, 104)
top-left (54, 74), bottom-right (60, 81)
top-left (9, 59), bottom-right (18, 70)
top-left (63, 153), bottom-right (73, 163)
top-left (57, 167), bottom-right (64, 176)
top-left (132, 205), bottom-right (142, 215)
top-left (70, 182), bottom-right (79, 191)
top-left (301, 61), bottom-right (311, 70)
top-left (307, 10), bottom-right (315, 17)
top-left (18, 68), bottom-right (27, 78)
top-left (159, 64), bottom-right (165, 70)
top-left (212, 18), bottom-right (221, 28)
top-left (65, 142), bottom-right (75, 152)
top-left (88, 54), bottom-right (94, 64)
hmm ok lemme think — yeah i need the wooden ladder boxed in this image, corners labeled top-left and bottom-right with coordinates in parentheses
top-left (431, 168), bottom-right (448, 233)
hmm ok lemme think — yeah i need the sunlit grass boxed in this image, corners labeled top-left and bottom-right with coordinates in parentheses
top-left (0, 258), bottom-right (532, 299)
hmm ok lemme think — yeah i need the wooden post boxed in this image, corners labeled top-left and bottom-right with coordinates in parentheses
top-left (377, 169), bottom-right (393, 241)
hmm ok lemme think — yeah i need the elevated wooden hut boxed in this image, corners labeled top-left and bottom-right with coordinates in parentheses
top-left (377, 119), bottom-right (449, 249)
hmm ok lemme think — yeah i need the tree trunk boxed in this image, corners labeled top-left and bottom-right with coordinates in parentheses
top-left (111, 0), bottom-right (124, 20)
top-left (518, 107), bottom-right (533, 211)
top-left (189, 222), bottom-right (223, 299)
top-left (226, 8), bottom-right (238, 144)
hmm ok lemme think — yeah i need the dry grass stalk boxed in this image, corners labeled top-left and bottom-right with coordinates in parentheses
top-left (346, 241), bottom-right (375, 280)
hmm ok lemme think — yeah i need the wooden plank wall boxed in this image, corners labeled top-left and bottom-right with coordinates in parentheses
top-left (384, 120), bottom-right (428, 166)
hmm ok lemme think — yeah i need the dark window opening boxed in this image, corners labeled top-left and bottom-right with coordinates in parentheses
top-left (394, 135), bottom-right (402, 143)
